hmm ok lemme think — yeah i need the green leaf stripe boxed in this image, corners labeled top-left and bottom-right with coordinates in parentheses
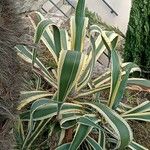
top-left (108, 49), bottom-right (121, 108)
top-left (60, 29), bottom-right (69, 50)
top-left (112, 63), bottom-right (135, 109)
top-left (74, 0), bottom-right (87, 52)
top-left (57, 50), bottom-right (84, 103)
top-left (53, 25), bottom-right (62, 57)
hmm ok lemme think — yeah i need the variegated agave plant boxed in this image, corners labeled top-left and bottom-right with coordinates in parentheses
top-left (15, 0), bottom-right (150, 149)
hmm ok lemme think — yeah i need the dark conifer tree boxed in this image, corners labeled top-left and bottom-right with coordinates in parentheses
top-left (124, 0), bottom-right (150, 78)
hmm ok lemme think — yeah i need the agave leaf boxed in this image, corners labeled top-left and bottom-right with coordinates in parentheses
top-left (34, 19), bottom-right (54, 44)
top-left (53, 25), bottom-right (62, 57)
top-left (32, 19), bottom-right (54, 65)
top-left (35, 75), bottom-right (41, 90)
top-left (73, 0), bottom-right (88, 52)
top-left (69, 115), bottom-right (102, 150)
top-left (76, 83), bottom-right (110, 98)
top-left (108, 49), bottom-right (121, 108)
top-left (101, 31), bottom-right (112, 52)
top-left (29, 12), bottom-right (58, 62)
top-left (24, 98), bottom-right (51, 137)
top-left (25, 99), bottom-right (51, 141)
top-left (29, 11), bottom-right (45, 27)
top-left (58, 129), bottom-right (66, 146)
top-left (57, 50), bottom-right (85, 105)
top-left (123, 101), bottom-right (150, 115)
top-left (128, 141), bottom-right (148, 150)
top-left (84, 102), bottom-right (133, 149)
top-left (22, 118), bottom-right (51, 149)
top-left (14, 118), bottom-right (25, 148)
top-left (20, 103), bottom-right (83, 121)
top-left (15, 45), bottom-right (57, 88)
top-left (98, 130), bottom-right (106, 149)
top-left (93, 70), bottom-right (111, 88)
top-left (70, 16), bottom-right (76, 50)
top-left (33, 19), bottom-right (62, 64)
top-left (111, 34), bottom-right (119, 49)
top-left (75, 0), bottom-right (85, 18)
top-left (60, 113), bottom-right (82, 129)
top-left (78, 115), bottom-right (104, 132)
top-left (30, 98), bottom-right (51, 111)
top-left (61, 119), bottom-right (79, 130)
top-left (56, 143), bottom-right (71, 150)
top-left (112, 63), bottom-right (135, 109)
top-left (116, 103), bottom-right (132, 113)
top-left (70, 0), bottom-right (87, 51)
top-left (93, 62), bottom-right (139, 88)
top-left (71, 16), bottom-right (88, 52)
top-left (107, 54), bottom-right (139, 109)
top-left (77, 36), bottom-right (96, 91)
top-left (122, 101), bottom-right (150, 122)
top-left (123, 112), bottom-right (150, 122)
top-left (90, 25), bottom-right (118, 61)
top-left (69, 122), bottom-right (93, 150)
top-left (18, 91), bottom-right (53, 110)
top-left (77, 52), bottom-right (92, 90)
top-left (86, 136), bottom-right (103, 150)
top-left (127, 78), bottom-right (150, 89)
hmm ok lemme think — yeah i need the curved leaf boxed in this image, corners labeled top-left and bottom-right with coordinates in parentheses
top-left (84, 102), bottom-right (133, 149)
top-left (18, 91), bottom-right (53, 110)
top-left (29, 12), bottom-right (58, 62)
top-left (86, 136), bottom-right (103, 150)
top-left (20, 103), bottom-right (83, 121)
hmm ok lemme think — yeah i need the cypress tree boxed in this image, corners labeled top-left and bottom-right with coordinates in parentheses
top-left (124, 0), bottom-right (150, 78)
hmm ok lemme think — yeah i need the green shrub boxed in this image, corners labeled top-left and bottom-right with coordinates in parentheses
top-left (15, 0), bottom-right (150, 149)
top-left (124, 0), bottom-right (150, 79)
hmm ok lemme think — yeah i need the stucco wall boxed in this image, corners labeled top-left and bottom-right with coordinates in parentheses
top-left (86, 0), bottom-right (132, 34)
top-left (0, 0), bottom-right (47, 27)
top-left (7, 0), bottom-right (47, 14)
